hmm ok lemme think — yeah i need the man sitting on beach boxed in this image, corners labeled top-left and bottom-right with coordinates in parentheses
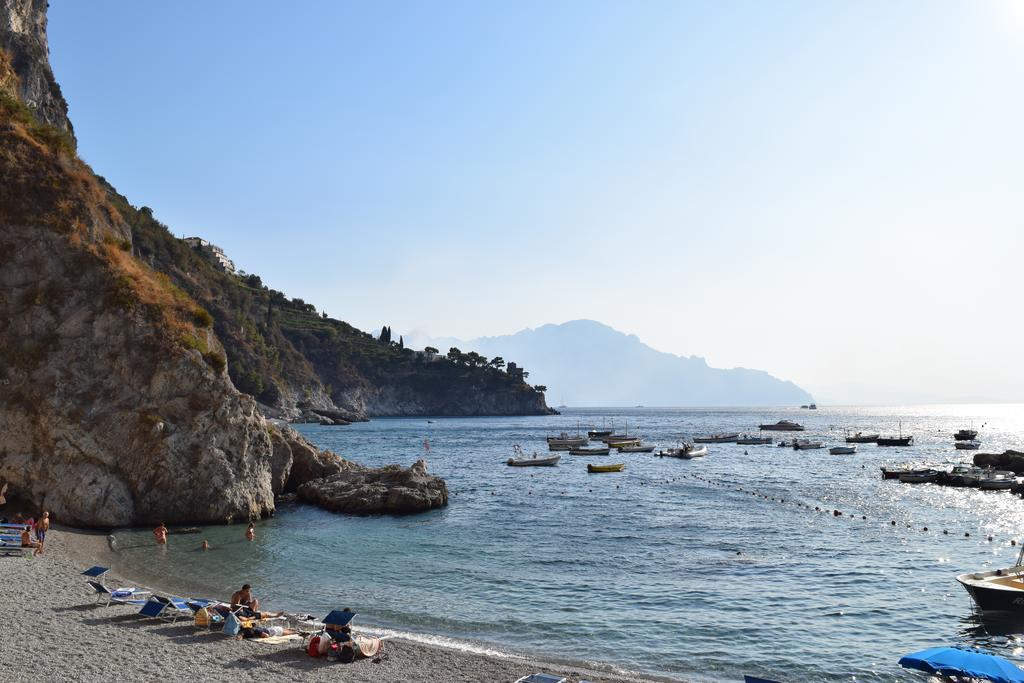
top-left (20, 526), bottom-right (41, 555)
top-left (230, 584), bottom-right (284, 619)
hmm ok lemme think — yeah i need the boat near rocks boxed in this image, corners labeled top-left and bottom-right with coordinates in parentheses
top-left (955, 440), bottom-right (981, 450)
top-left (758, 420), bottom-right (805, 432)
top-left (898, 469), bottom-right (940, 484)
top-left (846, 432), bottom-right (880, 444)
top-left (508, 445), bottom-right (561, 467)
top-left (979, 474), bottom-right (1016, 491)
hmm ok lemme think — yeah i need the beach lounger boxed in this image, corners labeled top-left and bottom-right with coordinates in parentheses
top-left (86, 580), bottom-right (151, 606)
top-left (139, 596), bottom-right (194, 622)
top-left (515, 675), bottom-right (567, 683)
top-left (0, 541), bottom-right (34, 557)
top-left (81, 566), bottom-right (110, 578)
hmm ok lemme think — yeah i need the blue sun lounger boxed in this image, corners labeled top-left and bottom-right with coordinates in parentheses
top-left (515, 675), bottom-right (567, 683)
top-left (82, 566), bottom-right (110, 578)
top-left (139, 596), bottom-right (193, 622)
top-left (86, 581), bottom-right (151, 606)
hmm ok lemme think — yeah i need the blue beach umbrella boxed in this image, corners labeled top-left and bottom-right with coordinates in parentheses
top-left (323, 609), bottom-right (356, 627)
top-left (899, 647), bottom-right (1024, 683)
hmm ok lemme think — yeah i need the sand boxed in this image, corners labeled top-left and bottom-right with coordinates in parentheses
top-left (0, 527), bottom-right (679, 683)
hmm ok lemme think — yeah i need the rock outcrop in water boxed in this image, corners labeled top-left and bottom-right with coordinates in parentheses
top-left (974, 450), bottom-right (1024, 474)
top-left (0, 0), bottom-right (448, 526)
top-left (296, 459), bottom-right (449, 514)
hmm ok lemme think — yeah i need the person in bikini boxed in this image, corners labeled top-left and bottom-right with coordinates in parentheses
top-left (20, 526), bottom-right (41, 555)
top-left (153, 522), bottom-right (168, 545)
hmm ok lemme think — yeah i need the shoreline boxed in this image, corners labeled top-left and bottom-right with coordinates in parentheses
top-left (0, 526), bottom-right (685, 683)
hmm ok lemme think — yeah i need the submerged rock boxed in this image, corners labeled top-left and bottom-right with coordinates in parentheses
top-left (296, 459), bottom-right (448, 514)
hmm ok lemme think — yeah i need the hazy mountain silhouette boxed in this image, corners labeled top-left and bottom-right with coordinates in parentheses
top-left (408, 320), bottom-right (813, 407)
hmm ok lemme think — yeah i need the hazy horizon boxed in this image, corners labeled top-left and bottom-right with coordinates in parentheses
top-left (48, 0), bottom-right (1024, 405)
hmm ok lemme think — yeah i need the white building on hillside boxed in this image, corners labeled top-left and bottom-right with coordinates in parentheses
top-left (183, 236), bottom-right (236, 274)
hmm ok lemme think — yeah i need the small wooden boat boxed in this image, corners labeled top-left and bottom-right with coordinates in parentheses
top-left (955, 440), bottom-right (980, 450)
top-left (605, 437), bottom-right (641, 447)
top-left (736, 434), bottom-right (773, 445)
top-left (569, 446), bottom-right (610, 456)
top-left (792, 439), bottom-right (824, 450)
top-left (829, 445), bottom-right (857, 455)
top-left (758, 420), bottom-right (805, 432)
top-left (693, 433), bottom-right (739, 443)
top-left (877, 421), bottom-right (912, 447)
top-left (546, 431), bottom-right (587, 447)
top-left (980, 475), bottom-right (1016, 491)
top-left (898, 469), bottom-right (939, 484)
top-left (845, 432), bottom-right (880, 444)
top-left (508, 445), bottom-right (560, 467)
top-left (616, 444), bottom-right (656, 453)
top-left (587, 463), bottom-right (625, 473)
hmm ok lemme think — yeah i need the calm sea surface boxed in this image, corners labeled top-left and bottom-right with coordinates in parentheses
top-left (110, 405), bottom-right (1024, 681)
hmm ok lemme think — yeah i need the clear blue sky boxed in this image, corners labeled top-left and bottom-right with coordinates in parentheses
top-left (49, 1), bottom-right (1024, 403)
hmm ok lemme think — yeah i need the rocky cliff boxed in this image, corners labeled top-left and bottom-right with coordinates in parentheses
top-left (0, 0), bottom-right (73, 141)
top-left (0, 1), bottom-right (447, 526)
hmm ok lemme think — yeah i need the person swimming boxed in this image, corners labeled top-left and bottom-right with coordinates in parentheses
top-left (245, 523), bottom-right (255, 541)
top-left (200, 540), bottom-right (210, 551)
top-left (153, 522), bottom-right (168, 545)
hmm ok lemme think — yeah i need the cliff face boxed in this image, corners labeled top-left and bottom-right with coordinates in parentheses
top-left (0, 0), bottom-right (73, 141)
top-left (0, 1), bottom-right (449, 526)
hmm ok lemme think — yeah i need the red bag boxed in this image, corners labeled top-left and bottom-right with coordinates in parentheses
top-left (306, 634), bottom-right (330, 657)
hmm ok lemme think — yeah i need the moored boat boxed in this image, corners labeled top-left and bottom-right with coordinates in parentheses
top-left (877, 421), bottom-right (912, 446)
top-left (736, 434), bottom-right (773, 445)
top-left (898, 468), bottom-right (939, 483)
top-left (546, 432), bottom-right (588, 448)
top-left (507, 445), bottom-right (560, 467)
top-left (616, 444), bottom-right (656, 453)
top-left (957, 546), bottom-right (1024, 612)
top-left (881, 465), bottom-right (911, 479)
top-left (758, 420), bottom-right (805, 432)
top-left (587, 463), bottom-right (625, 473)
top-left (792, 439), bottom-right (824, 450)
top-left (829, 445), bottom-right (857, 455)
top-left (658, 444), bottom-right (708, 459)
top-left (693, 433), bottom-right (739, 443)
top-left (954, 427), bottom-right (979, 441)
top-left (845, 432), bottom-right (880, 444)
top-left (980, 474), bottom-right (1016, 491)
top-left (569, 446), bottom-right (610, 456)
top-left (954, 440), bottom-right (981, 450)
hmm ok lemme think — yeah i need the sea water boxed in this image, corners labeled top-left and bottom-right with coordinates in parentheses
top-left (109, 405), bottom-right (1024, 681)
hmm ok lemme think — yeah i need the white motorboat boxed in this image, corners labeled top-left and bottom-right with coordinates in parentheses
top-left (546, 432), bottom-right (588, 448)
top-left (508, 445), bottom-right (560, 467)
top-left (758, 420), bottom-right (805, 432)
top-left (792, 439), bottom-right (824, 450)
top-left (979, 474), bottom-right (1016, 491)
top-left (658, 445), bottom-right (708, 459)
top-left (829, 445), bottom-right (857, 455)
top-left (568, 446), bottom-right (610, 456)
top-left (955, 440), bottom-right (981, 450)
top-left (899, 469), bottom-right (939, 484)
top-left (958, 545), bottom-right (1024, 612)
top-left (616, 444), bottom-right (656, 453)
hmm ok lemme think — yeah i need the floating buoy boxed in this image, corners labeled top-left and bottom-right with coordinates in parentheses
top-left (943, 530), bottom-right (948, 534)
top-left (891, 521), bottom-right (896, 526)
top-left (923, 527), bottom-right (928, 531)
top-left (815, 507), bottom-right (820, 511)
top-left (965, 532), bottom-right (970, 537)
top-left (833, 510), bottom-right (841, 517)
top-left (862, 516), bottom-right (866, 520)
top-left (988, 536), bottom-right (993, 542)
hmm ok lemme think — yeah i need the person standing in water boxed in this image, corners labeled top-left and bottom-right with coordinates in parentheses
top-left (200, 540), bottom-right (210, 551)
top-left (245, 523), bottom-right (255, 541)
top-left (153, 522), bottom-right (168, 545)
top-left (34, 511), bottom-right (49, 555)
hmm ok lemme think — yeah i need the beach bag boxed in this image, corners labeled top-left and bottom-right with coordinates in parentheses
top-left (306, 634), bottom-right (330, 657)
top-left (338, 643), bottom-right (355, 663)
top-left (223, 612), bottom-right (242, 637)
top-left (194, 607), bottom-right (211, 628)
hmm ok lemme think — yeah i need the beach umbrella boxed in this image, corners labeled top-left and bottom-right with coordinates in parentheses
top-left (899, 647), bottom-right (1024, 683)
top-left (323, 609), bottom-right (357, 627)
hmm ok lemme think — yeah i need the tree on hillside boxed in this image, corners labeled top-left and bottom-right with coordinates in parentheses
top-left (447, 347), bottom-right (463, 364)
top-left (424, 346), bottom-right (439, 358)
top-left (398, 335), bottom-right (404, 349)
top-left (489, 356), bottom-right (505, 370)
top-left (534, 385), bottom-right (547, 393)
top-left (379, 325), bottom-right (392, 344)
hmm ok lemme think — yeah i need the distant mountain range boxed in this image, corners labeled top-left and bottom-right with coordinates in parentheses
top-left (406, 320), bottom-right (813, 407)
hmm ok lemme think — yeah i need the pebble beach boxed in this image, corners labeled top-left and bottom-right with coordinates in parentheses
top-left (0, 527), bottom-right (670, 683)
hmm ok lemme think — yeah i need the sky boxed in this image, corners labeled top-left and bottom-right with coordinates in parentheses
top-left (48, 1), bottom-right (1024, 404)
